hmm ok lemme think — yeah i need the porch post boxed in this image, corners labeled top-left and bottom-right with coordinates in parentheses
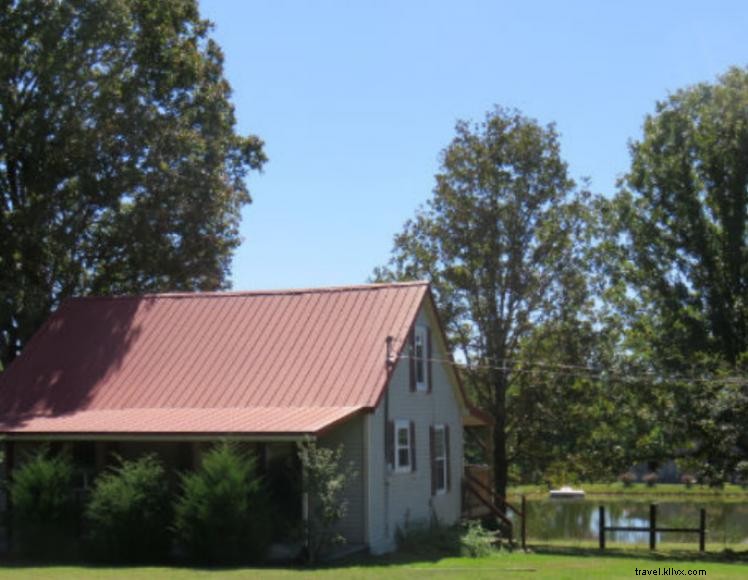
top-left (190, 442), bottom-right (201, 470)
top-left (94, 441), bottom-right (108, 472)
top-left (301, 461), bottom-right (309, 553)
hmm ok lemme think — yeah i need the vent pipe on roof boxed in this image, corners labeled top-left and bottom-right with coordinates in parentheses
top-left (386, 335), bottom-right (395, 368)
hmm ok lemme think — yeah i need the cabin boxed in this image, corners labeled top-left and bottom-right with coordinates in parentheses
top-left (0, 281), bottom-right (490, 555)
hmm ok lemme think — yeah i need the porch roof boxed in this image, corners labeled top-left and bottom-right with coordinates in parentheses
top-left (0, 406), bottom-right (364, 437)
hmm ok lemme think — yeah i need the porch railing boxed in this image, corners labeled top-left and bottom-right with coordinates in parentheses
top-left (462, 465), bottom-right (526, 549)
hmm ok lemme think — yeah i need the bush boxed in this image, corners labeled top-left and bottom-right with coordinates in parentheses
top-left (543, 460), bottom-right (578, 489)
top-left (9, 447), bottom-right (78, 560)
top-left (618, 471), bottom-right (636, 487)
top-left (735, 461), bottom-right (748, 488)
top-left (680, 473), bottom-right (697, 488)
top-left (397, 520), bottom-right (459, 557)
top-left (85, 454), bottom-right (171, 562)
top-left (397, 519), bottom-right (497, 558)
top-left (173, 442), bottom-right (270, 564)
top-left (297, 439), bottom-right (356, 563)
top-left (643, 472), bottom-right (659, 487)
top-left (459, 520), bottom-right (497, 557)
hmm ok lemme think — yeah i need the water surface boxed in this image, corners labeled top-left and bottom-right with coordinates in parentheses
top-left (509, 497), bottom-right (748, 548)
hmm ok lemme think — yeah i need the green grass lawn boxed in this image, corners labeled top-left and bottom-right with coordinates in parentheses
top-left (0, 550), bottom-right (746, 579)
top-left (509, 482), bottom-right (748, 500)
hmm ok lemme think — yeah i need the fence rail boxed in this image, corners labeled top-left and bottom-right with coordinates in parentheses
top-left (598, 504), bottom-right (706, 552)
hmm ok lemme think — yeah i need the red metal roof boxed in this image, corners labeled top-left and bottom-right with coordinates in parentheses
top-left (0, 407), bottom-right (364, 436)
top-left (0, 282), bottom-right (428, 435)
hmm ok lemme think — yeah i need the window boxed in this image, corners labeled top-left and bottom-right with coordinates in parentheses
top-left (395, 419), bottom-right (412, 473)
top-left (414, 325), bottom-right (427, 391)
top-left (433, 425), bottom-right (448, 494)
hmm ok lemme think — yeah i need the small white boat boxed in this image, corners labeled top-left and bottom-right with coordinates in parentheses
top-left (549, 485), bottom-right (585, 499)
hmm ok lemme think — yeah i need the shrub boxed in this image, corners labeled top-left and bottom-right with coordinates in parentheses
top-left (706, 477), bottom-right (725, 489)
top-left (173, 442), bottom-right (270, 564)
top-left (643, 472), bottom-right (659, 487)
top-left (85, 454), bottom-right (171, 562)
top-left (459, 520), bottom-right (497, 557)
top-left (680, 473), bottom-right (697, 488)
top-left (543, 460), bottom-right (578, 489)
top-left (618, 471), bottom-right (636, 487)
top-left (297, 438), bottom-right (356, 563)
top-left (397, 519), bottom-right (497, 558)
top-left (735, 461), bottom-right (748, 488)
top-left (396, 519), bottom-right (459, 557)
top-left (9, 447), bottom-right (77, 560)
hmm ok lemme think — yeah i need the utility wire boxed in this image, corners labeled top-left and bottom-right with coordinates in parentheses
top-left (397, 354), bottom-right (748, 386)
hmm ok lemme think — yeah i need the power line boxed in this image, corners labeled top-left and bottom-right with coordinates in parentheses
top-left (397, 354), bottom-right (748, 386)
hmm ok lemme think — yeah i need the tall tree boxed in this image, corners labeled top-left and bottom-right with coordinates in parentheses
top-left (375, 107), bottom-right (595, 499)
top-left (606, 67), bottom-right (748, 478)
top-left (0, 0), bottom-right (266, 367)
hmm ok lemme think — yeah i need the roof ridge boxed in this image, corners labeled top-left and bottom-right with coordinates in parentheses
top-left (64, 281), bottom-right (429, 302)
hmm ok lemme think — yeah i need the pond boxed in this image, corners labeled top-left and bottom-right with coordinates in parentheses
top-left (509, 497), bottom-right (748, 549)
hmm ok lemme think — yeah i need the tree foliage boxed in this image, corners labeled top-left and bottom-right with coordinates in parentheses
top-left (609, 67), bottom-right (747, 369)
top-left (0, 0), bottom-right (266, 367)
top-left (605, 67), bottom-right (748, 479)
top-left (375, 107), bottom-right (597, 497)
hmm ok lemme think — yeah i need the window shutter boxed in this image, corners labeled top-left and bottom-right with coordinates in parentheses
top-left (445, 424), bottom-right (451, 492)
top-left (429, 425), bottom-right (436, 495)
top-left (426, 326), bottom-right (433, 393)
top-left (410, 421), bottom-right (416, 471)
top-left (408, 330), bottom-right (416, 391)
top-left (385, 420), bottom-right (394, 468)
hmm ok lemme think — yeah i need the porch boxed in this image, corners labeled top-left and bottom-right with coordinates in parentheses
top-left (461, 421), bottom-right (526, 548)
top-left (0, 437), bottom-right (304, 554)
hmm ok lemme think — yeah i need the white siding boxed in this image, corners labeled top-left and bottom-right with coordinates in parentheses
top-left (317, 413), bottom-right (366, 544)
top-left (366, 302), bottom-right (465, 554)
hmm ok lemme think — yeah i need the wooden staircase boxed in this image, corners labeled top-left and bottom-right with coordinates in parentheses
top-left (462, 467), bottom-right (526, 549)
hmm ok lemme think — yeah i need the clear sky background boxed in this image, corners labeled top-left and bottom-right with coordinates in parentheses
top-left (200, 0), bottom-right (748, 291)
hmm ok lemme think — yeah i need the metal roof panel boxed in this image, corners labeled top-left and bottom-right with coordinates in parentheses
top-left (0, 283), bottom-right (428, 434)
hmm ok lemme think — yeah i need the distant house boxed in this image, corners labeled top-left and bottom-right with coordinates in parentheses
top-left (0, 281), bottom-right (489, 554)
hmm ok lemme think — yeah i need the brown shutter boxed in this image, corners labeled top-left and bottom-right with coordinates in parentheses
top-left (445, 424), bottom-right (451, 492)
top-left (426, 326), bottom-right (433, 393)
top-left (410, 421), bottom-right (416, 471)
top-left (408, 330), bottom-right (416, 391)
top-left (429, 425), bottom-right (437, 495)
top-left (385, 420), bottom-right (394, 468)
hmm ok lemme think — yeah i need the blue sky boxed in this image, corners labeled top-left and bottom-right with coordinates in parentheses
top-left (199, 0), bottom-right (748, 291)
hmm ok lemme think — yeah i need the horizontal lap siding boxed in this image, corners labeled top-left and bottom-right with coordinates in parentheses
top-left (318, 413), bottom-right (365, 544)
top-left (368, 304), bottom-right (464, 554)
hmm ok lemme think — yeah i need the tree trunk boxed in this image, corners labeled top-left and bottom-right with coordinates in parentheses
top-left (492, 372), bottom-right (508, 507)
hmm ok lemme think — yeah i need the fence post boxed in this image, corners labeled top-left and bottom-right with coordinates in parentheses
top-left (521, 495), bottom-right (527, 550)
top-left (599, 506), bottom-right (605, 550)
top-left (699, 508), bottom-right (706, 552)
top-left (649, 504), bottom-right (657, 551)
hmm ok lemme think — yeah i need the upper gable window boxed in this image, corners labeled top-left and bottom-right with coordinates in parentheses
top-left (414, 325), bottom-right (428, 392)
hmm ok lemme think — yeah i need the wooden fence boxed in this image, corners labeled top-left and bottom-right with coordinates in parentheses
top-left (598, 503), bottom-right (706, 552)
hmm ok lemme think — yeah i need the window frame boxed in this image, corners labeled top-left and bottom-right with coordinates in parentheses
top-left (394, 419), bottom-right (412, 473)
top-left (433, 424), bottom-right (448, 494)
top-left (414, 325), bottom-right (428, 392)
